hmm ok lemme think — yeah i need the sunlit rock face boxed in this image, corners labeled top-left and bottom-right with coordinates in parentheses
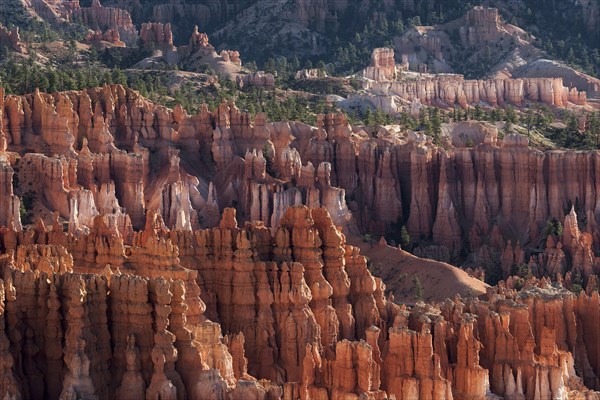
top-left (0, 208), bottom-right (600, 398)
top-left (2, 86), bottom-right (600, 398)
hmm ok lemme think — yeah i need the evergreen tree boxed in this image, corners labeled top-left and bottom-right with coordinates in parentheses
top-left (524, 109), bottom-right (534, 136)
top-left (430, 107), bottom-right (442, 145)
top-left (587, 112), bottom-right (600, 148)
top-left (400, 226), bottom-right (411, 247)
top-left (473, 105), bottom-right (484, 121)
top-left (413, 276), bottom-right (424, 301)
top-left (504, 106), bottom-right (518, 124)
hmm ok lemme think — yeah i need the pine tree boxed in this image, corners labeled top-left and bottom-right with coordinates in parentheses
top-left (400, 226), bottom-right (411, 247)
top-left (504, 106), bottom-right (518, 124)
top-left (364, 107), bottom-right (374, 126)
top-left (430, 107), bottom-right (442, 145)
top-left (413, 276), bottom-right (424, 301)
top-left (587, 112), bottom-right (600, 148)
top-left (524, 109), bottom-right (534, 137)
top-left (473, 105), bottom-right (484, 121)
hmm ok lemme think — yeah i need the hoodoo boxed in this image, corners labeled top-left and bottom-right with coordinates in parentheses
top-left (1, 1), bottom-right (600, 398)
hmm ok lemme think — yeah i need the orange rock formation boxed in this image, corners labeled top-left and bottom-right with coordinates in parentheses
top-left (360, 49), bottom-right (587, 110)
top-left (71, 0), bottom-right (138, 44)
top-left (140, 22), bottom-right (174, 50)
top-left (0, 25), bottom-right (25, 54)
top-left (0, 206), bottom-right (597, 398)
top-left (0, 85), bottom-right (599, 274)
top-left (1, 86), bottom-right (600, 397)
top-left (85, 28), bottom-right (125, 47)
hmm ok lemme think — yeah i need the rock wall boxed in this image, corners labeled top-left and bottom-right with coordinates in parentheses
top-left (295, 69), bottom-right (327, 79)
top-left (25, 0), bottom-right (80, 23)
top-left (178, 26), bottom-right (243, 75)
top-left (0, 85), bottom-right (354, 232)
top-left (361, 72), bottom-right (587, 109)
top-left (1, 86), bottom-right (600, 398)
top-left (220, 50), bottom-right (241, 65)
top-left (139, 22), bottom-right (174, 50)
top-left (237, 72), bottom-right (275, 88)
top-left (85, 29), bottom-right (124, 47)
top-left (0, 85), bottom-right (599, 271)
top-left (460, 6), bottom-right (503, 46)
top-left (0, 156), bottom-right (22, 232)
top-left (363, 48), bottom-right (397, 82)
top-left (188, 25), bottom-right (212, 51)
top-left (71, 0), bottom-right (138, 44)
top-left (0, 25), bottom-right (25, 54)
top-left (0, 206), bottom-right (599, 398)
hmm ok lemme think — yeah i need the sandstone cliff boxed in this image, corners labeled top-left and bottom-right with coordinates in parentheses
top-left (140, 22), bottom-right (174, 50)
top-left (1, 85), bottom-right (600, 398)
top-left (391, 5), bottom-right (600, 95)
top-left (0, 25), bottom-right (25, 54)
top-left (131, 25), bottom-right (245, 80)
top-left (357, 48), bottom-right (588, 112)
top-left (85, 28), bottom-right (125, 47)
top-left (71, 0), bottom-right (138, 44)
top-left (0, 207), bottom-right (598, 398)
top-left (2, 85), bottom-right (600, 277)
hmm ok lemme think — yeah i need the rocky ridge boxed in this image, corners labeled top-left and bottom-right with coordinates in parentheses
top-left (130, 24), bottom-right (250, 81)
top-left (0, 25), bottom-right (25, 54)
top-left (2, 85), bottom-right (600, 277)
top-left (0, 204), bottom-right (599, 399)
top-left (0, 1), bottom-right (599, 398)
top-left (352, 47), bottom-right (591, 114)
top-left (392, 6), bottom-right (600, 93)
top-left (70, 0), bottom-right (138, 44)
top-left (85, 28), bottom-right (125, 47)
top-left (139, 22), bottom-right (174, 50)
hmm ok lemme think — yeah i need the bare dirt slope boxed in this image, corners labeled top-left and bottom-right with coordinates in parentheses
top-left (347, 235), bottom-right (489, 304)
